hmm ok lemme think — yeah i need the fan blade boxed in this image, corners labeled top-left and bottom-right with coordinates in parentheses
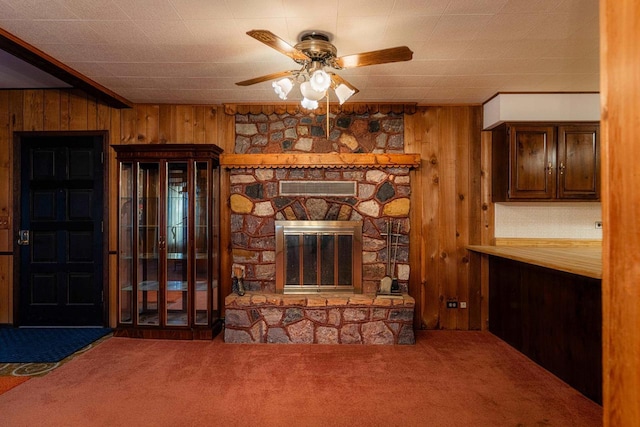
top-left (334, 46), bottom-right (413, 69)
top-left (247, 30), bottom-right (309, 62)
top-left (236, 70), bottom-right (295, 86)
top-left (331, 74), bottom-right (359, 94)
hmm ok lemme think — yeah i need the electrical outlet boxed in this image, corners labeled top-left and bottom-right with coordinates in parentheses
top-left (595, 221), bottom-right (603, 229)
top-left (446, 301), bottom-right (458, 309)
top-left (460, 302), bottom-right (467, 309)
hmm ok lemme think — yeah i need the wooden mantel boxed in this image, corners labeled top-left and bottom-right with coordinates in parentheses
top-left (220, 153), bottom-right (421, 169)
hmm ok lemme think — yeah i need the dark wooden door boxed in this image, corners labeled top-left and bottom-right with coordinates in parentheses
top-left (557, 125), bottom-right (600, 199)
top-left (508, 125), bottom-right (556, 199)
top-left (19, 136), bottom-right (104, 326)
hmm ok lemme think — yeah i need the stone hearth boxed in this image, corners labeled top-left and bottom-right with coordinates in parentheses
top-left (224, 292), bottom-right (415, 345)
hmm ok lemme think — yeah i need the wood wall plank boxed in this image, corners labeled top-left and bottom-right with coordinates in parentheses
top-left (96, 102), bottom-right (111, 131)
top-left (159, 104), bottom-right (175, 143)
top-left (43, 90), bottom-right (61, 130)
top-left (175, 105), bottom-right (194, 143)
top-left (467, 108), bottom-right (483, 329)
top-left (146, 105), bottom-right (159, 144)
top-left (59, 90), bottom-right (70, 130)
top-left (120, 108), bottom-right (138, 144)
top-left (68, 89), bottom-right (88, 130)
top-left (478, 130), bottom-right (495, 330)
top-left (418, 107), bottom-right (442, 329)
top-left (23, 90), bottom-right (44, 131)
top-left (8, 90), bottom-right (24, 133)
top-left (455, 107), bottom-right (471, 329)
top-left (137, 104), bottom-right (149, 144)
top-left (405, 106), bottom-right (423, 328)
top-left (437, 107), bottom-right (459, 329)
top-left (0, 256), bottom-right (12, 323)
top-left (204, 106), bottom-right (218, 144)
top-left (601, 0), bottom-right (640, 424)
top-left (135, 104), bottom-right (159, 144)
top-left (193, 106), bottom-right (206, 143)
top-left (87, 96), bottom-right (97, 130)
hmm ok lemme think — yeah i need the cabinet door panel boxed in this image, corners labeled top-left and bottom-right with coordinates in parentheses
top-left (509, 125), bottom-right (556, 199)
top-left (557, 125), bottom-right (600, 199)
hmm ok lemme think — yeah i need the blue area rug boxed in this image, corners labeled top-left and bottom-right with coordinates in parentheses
top-left (0, 328), bottom-right (112, 363)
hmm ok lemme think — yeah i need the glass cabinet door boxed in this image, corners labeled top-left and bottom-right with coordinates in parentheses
top-left (194, 162), bottom-right (209, 325)
top-left (119, 162), bottom-right (133, 324)
top-left (137, 163), bottom-right (160, 325)
top-left (166, 162), bottom-right (189, 326)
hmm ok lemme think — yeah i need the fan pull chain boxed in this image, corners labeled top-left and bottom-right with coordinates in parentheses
top-left (326, 93), bottom-right (329, 139)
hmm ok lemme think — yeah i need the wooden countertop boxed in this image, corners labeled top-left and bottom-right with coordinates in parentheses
top-left (467, 245), bottom-right (602, 279)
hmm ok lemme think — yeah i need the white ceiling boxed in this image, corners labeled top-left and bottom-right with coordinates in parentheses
top-left (0, 0), bottom-right (599, 105)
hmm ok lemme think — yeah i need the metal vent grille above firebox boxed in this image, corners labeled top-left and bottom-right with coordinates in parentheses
top-left (279, 181), bottom-right (357, 197)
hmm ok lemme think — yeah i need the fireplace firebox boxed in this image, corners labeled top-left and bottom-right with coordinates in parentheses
top-left (275, 220), bottom-right (362, 294)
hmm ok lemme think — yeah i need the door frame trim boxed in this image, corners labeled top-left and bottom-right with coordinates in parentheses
top-left (13, 131), bottom-right (110, 327)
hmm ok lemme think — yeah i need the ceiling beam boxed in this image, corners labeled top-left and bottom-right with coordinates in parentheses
top-left (0, 27), bottom-right (132, 109)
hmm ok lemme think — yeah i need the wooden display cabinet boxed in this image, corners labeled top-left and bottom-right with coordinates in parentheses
top-left (492, 123), bottom-right (600, 201)
top-left (113, 144), bottom-right (223, 339)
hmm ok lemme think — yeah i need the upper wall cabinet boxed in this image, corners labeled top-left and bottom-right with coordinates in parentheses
top-left (492, 123), bottom-right (600, 202)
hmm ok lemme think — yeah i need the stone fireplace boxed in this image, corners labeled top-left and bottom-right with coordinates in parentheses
top-left (222, 105), bottom-right (418, 344)
top-left (228, 166), bottom-right (413, 294)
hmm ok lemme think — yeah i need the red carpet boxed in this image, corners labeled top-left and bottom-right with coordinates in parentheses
top-left (0, 376), bottom-right (30, 395)
top-left (0, 330), bottom-right (601, 426)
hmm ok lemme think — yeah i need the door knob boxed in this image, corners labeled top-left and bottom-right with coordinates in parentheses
top-left (17, 230), bottom-right (30, 246)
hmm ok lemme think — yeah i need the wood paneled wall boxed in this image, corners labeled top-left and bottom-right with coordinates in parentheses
top-left (0, 94), bottom-right (230, 326)
top-left (406, 106), bottom-right (484, 330)
top-left (0, 89), bottom-right (121, 324)
top-left (1, 94), bottom-right (481, 330)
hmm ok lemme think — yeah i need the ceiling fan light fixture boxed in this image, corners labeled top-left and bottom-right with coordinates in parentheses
top-left (272, 78), bottom-right (294, 100)
top-left (238, 30), bottom-right (413, 107)
top-left (310, 69), bottom-right (331, 92)
top-left (300, 81), bottom-right (326, 101)
top-left (334, 83), bottom-right (356, 105)
top-left (300, 97), bottom-right (319, 110)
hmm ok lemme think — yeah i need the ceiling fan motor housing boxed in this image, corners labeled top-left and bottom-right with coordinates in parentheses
top-left (294, 32), bottom-right (338, 66)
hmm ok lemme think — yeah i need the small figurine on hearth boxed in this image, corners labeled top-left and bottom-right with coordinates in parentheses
top-left (232, 264), bottom-right (245, 296)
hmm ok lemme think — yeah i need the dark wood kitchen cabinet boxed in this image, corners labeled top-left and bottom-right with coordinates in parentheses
top-left (112, 144), bottom-right (223, 339)
top-left (492, 123), bottom-right (600, 201)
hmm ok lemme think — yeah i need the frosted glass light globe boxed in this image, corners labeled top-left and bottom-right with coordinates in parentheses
top-left (300, 98), bottom-right (319, 110)
top-left (310, 69), bottom-right (331, 92)
top-left (300, 81), bottom-right (326, 101)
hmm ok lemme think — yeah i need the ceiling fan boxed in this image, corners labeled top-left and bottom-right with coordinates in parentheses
top-left (236, 30), bottom-right (413, 108)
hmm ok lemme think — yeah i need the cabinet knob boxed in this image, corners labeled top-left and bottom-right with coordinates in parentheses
top-left (559, 162), bottom-right (565, 175)
top-left (547, 162), bottom-right (553, 175)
